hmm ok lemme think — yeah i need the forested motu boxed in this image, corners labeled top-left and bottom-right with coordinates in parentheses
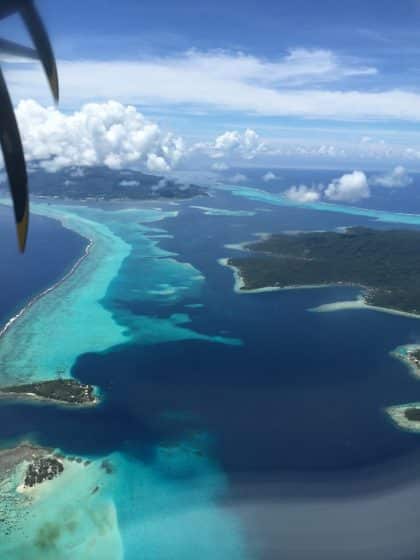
top-left (229, 227), bottom-right (420, 314)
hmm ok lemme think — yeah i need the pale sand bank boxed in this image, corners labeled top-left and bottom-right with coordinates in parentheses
top-left (386, 404), bottom-right (420, 434)
top-left (0, 442), bottom-right (123, 559)
top-left (310, 298), bottom-right (420, 320)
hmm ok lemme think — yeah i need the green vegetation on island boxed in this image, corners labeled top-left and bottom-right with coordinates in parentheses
top-left (228, 227), bottom-right (420, 314)
top-left (404, 408), bottom-right (420, 422)
top-left (409, 349), bottom-right (420, 364)
top-left (0, 379), bottom-right (98, 406)
top-left (24, 456), bottom-right (64, 487)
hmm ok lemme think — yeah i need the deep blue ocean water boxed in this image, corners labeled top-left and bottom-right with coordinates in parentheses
top-left (3, 172), bottom-right (420, 558)
top-left (0, 205), bottom-right (86, 326)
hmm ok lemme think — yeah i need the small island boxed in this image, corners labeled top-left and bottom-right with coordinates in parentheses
top-left (406, 348), bottom-right (420, 372)
top-left (227, 227), bottom-right (420, 315)
top-left (386, 404), bottom-right (420, 432)
top-left (0, 379), bottom-right (98, 407)
top-left (0, 442), bottom-right (65, 491)
top-left (392, 346), bottom-right (420, 379)
top-left (23, 456), bottom-right (64, 487)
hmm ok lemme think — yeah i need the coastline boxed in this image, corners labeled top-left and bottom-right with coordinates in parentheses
top-left (386, 404), bottom-right (420, 433)
top-left (220, 256), bottom-right (420, 319)
top-left (310, 299), bottom-right (420, 320)
top-left (0, 392), bottom-right (98, 408)
top-left (219, 257), bottom-right (293, 294)
top-left (219, 258), bottom-right (364, 297)
top-left (0, 386), bottom-right (100, 408)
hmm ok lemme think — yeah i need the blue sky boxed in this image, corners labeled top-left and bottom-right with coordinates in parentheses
top-left (4, 0), bottom-right (420, 171)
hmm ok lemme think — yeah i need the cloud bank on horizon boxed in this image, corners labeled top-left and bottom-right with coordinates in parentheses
top-left (283, 166), bottom-right (413, 204)
top-left (12, 99), bottom-right (270, 173)
top-left (15, 99), bottom-right (184, 173)
top-left (2, 98), bottom-right (413, 208)
top-left (3, 0), bottom-right (420, 169)
top-left (4, 48), bottom-right (420, 122)
top-left (6, 52), bottom-right (420, 169)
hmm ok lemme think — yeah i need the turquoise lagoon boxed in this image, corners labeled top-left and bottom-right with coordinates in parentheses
top-left (220, 183), bottom-right (420, 226)
top-left (4, 181), bottom-right (420, 559)
top-left (0, 200), bottom-right (247, 559)
top-left (0, 439), bottom-right (248, 560)
top-left (0, 202), bottom-right (240, 386)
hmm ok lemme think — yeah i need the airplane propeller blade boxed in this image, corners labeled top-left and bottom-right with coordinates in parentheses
top-left (0, 67), bottom-right (28, 252)
top-left (0, 0), bottom-right (58, 252)
top-left (19, 0), bottom-right (59, 101)
top-left (0, 38), bottom-right (38, 60)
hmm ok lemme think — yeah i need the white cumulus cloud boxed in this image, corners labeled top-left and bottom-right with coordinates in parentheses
top-left (284, 185), bottom-right (321, 203)
top-left (14, 99), bottom-right (185, 173)
top-left (371, 165), bottom-right (413, 188)
top-left (324, 171), bottom-right (370, 202)
top-left (212, 129), bottom-right (266, 160)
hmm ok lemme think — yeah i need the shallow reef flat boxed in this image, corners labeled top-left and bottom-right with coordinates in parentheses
top-left (0, 203), bottom-right (131, 385)
top-left (0, 202), bottom-right (241, 388)
top-left (0, 437), bottom-right (250, 560)
top-left (0, 201), bottom-right (249, 557)
top-left (310, 298), bottom-right (367, 313)
top-left (220, 183), bottom-right (420, 226)
top-left (386, 404), bottom-right (420, 433)
top-left (310, 298), bottom-right (420, 319)
top-left (0, 442), bottom-right (123, 559)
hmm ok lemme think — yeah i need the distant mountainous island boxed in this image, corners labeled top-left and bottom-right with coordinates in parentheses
top-left (227, 227), bottom-right (420, 315)
top-left (24, 165), bottom-right (206, 200)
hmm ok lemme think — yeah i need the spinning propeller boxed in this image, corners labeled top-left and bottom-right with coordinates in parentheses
top-left (0, 0), bottom-right (58, 251)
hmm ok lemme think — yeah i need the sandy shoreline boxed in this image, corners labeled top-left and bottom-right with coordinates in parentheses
top-left (386, 404), bottom-right (420, 433)
top-left (311, 298), bottom-right (420, 320)
top-left (219, 257), bottom-right (362, 296)
top-left (219, 257), bottom-right (287, 294)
